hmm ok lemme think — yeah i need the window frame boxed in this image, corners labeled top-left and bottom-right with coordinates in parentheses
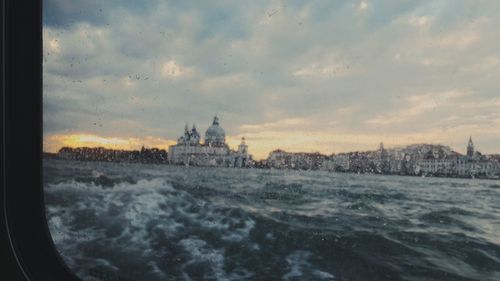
top-left (2, 1), bottom-right (80, 280)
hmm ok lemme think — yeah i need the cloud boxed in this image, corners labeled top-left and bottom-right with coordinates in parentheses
top-left (358, 1), bottom-right (369, 11)
top-left (408, 15), bottom-right (433, 28)
top-left (240, 118), bottom-right (310, 131)
top-left (293, 62), bottom-right (354, 78)
top-left (42, 0), bottom-right (500, 156)
top-left (366, 90), bottom-right (471, 126)
top-left (161, 59), bottom-right (193, 78)
top-left (438, 32), bottom-right (480, 49)
top-left (459, 56), bottom-right (500, 73)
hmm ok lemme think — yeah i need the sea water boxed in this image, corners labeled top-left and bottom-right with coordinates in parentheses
top-left (44, 159), bottom-right (500, 281)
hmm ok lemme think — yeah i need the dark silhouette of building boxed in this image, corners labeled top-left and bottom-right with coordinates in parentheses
top-left (56, 146), bottom-right (168, 164)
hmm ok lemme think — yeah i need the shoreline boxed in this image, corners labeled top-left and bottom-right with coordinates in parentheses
top-left (43, 155), bottom-right (500, 181)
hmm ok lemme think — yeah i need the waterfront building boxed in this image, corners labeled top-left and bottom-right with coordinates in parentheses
top-left (467, 136), bottom-right (474, 158)
top-left (168, 116), bottom-right (252, 167)
top-left (346, 151), bottom-right (377, 173)
top-left (265, 137), bottom-right (499, 178)
top-left (57, 146), bottom-right (168, 163)
top-left (420, 151), bottom-right (459, 176)
top-left (322, 153), bottom-right (350, 172)
top-left (377, 142), bottom-right (391, 173)
top-left (419, 137), bottom-right (500, 178)
top-left (235, 137), bottom-right (250, 168)
top-left (266, 149), bottom-right (288, 169)
top-left (384, 144), bottom-right (454, 175)
top-left (267, 150), bottom-right (327, 170)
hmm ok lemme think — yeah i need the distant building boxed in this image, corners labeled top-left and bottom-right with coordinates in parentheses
top-left (267, 150), bottom-right (327, 170)
top-left (378, 142), bottom-right (391, 173)
top-left (57, 146), bottom-right (168, 163)
top-left (317, 138), bottom-right (500, 178)
top-left (420, 137), bottom-right (500, 178)
top-left (467, 136), bottom-right (474, 158)
top-left (235, 137), bottom-right (250, 168)
top-left (420, 151), bottom-right (459, 176)
top-left (168, 116), bottom-right (252, 167)
top-left (322, 153), bottom-right (350, 171)
top-left (384, 144), bottom-right (455, 175)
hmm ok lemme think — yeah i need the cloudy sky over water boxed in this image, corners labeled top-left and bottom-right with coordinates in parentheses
top-left (43, 0), bottom-right (500, 159)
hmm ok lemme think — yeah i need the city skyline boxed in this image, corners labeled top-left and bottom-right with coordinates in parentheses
top-left (44, 116), bottom-right (493, 161)
top-left (43, 1), bottom-right (500, 160)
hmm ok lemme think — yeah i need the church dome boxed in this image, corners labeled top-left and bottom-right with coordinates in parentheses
top-left (205, 116), bottom-right (226, 145)
top-left (206, 125), bottom-right (225, 138)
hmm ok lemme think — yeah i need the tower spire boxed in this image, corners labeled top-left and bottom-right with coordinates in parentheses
top-left (467, 136), bottom-right (474, 158)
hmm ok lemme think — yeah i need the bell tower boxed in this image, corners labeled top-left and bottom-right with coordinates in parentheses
top-left (466, 136), bottom-right (474, 158)
top-left (238, 137), bottom-right (248, 155)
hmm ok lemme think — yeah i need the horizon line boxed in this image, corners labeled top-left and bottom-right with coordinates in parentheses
top-left (43, 139), bottom-right (499, 159)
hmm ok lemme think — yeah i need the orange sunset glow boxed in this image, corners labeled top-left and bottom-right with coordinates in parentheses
top-left (43, 134), bottom-right (176, 154)
top-left (44, 124), bottom-right (498, 160)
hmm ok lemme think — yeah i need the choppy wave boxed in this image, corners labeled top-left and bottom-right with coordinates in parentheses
top-left (44, 159), bottom-right (500, 281)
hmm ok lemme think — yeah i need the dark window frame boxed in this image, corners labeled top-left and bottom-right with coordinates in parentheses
top-left (2, 1), bottom-right (80, 280)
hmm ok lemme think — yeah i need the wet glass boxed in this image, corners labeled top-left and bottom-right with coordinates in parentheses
top-left (43, 1), bottom-right (500, 281)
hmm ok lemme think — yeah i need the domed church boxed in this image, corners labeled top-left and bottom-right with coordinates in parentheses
top-left (205, 116), bottom-right (226, 147)
top-left (168, 116), bottom-right (252, 167)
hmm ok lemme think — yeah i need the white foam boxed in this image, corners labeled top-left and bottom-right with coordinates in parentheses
top-left (48, 215), bottom-right (72, 242)
top-left (179, 237), bottom-right (228, 281)
top-left (221, 218), bottom-right (255, 242)
top-left (46, 178), bottom-right (175, 193)
top-left (46, 176), bottom-right (256, 280)
top-left (283, 250), bottom-right (335, 280)
top-left (147, 261), bottom-right (166, 278)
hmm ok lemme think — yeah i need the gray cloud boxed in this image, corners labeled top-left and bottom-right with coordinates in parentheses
top-left (43, 0), bottom-right (500, 154)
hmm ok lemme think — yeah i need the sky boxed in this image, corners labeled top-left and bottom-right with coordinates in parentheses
top-left (43, 0), bottom-right (500, 160)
